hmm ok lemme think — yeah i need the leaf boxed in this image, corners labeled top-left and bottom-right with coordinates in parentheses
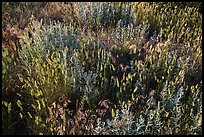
top-left (85, 51), bottom-right (89, 59)
top-left (85, 86), bottom-right (89, 92)
top-left (38, 90), bottom-right (43, 96)
top-left (17, 93), bottom-right (22, 97)
top-left (32, 104), bottom-right (36, 109)
top-left (46, 58), bottom-right (52, 65)
top-left (127, 100), bottom-right (131, 105)
top-left (37, 100), bottom-right (41, 110)
top-left (128, 73), bottom-right (132, 80)
top-left (92, 51), bottom-right (95, 58)
top-left (3, 101), bottom-right (8, 107)
top-left (52, 102), bottom-right (56, 108)
top-left (102, 49), bottom-right (105, 61)
top-left (27, 112), bottom-right (33, 119)
top-left (192, 102), bottom-right (195, 107)
top-left (154, 75), bottom-right (157, 80)
top-left (41, 99), bottom-right (46, 108)
top-left (30, 89), bottom-right (34, 96)
top-left (133, 48), bottom-right (137, 54)
top-left (14, 61), bottom-right (16, 66)
top-left (35, 116), bottom-right (39, 125)
top-left (165, 111), bottom-right (169, 117)
top-left (98, 49), bottom-right (101, 59)
top-left (120, 88), bottom-right (123, 93)
top-left (34, 81), bottom-right (38, 89)
top-left (17, 74), bottom-right (24, 83)
top-left (111, 109), bottom-right (115, 118)
top-left (17, 100), bottom-right (23, 111)
top-left (8, 102), bottom-right (11, 114)
top-left (133, 86), bottom-right (138, 93)
top-left (119, 100), bottom-right (122, 105)
top-left (111, 64), bottom-right (115, 71)
top-left (197, 115), bottom-right (202, 125)
top-left (116, 93), bottom-right (119, 98)
top-left (52, 69), bottom-right (54, 76)
top-left (7, 57), bottom-right (12, 63)
top-left (116, 77), bottom-right (120, 88)
top-left (100, 64), bottom-right (103, 71)
top-left (19, 113), bottom-right (23, 119)
top-left (132, 93), bottom-right (135, 100)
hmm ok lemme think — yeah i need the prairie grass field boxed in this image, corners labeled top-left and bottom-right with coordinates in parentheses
top-left (2, 2), bottom-right (202, 135)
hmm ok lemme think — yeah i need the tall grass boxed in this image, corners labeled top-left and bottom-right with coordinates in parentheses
top-left (2, 2), bottom-right (202, 135)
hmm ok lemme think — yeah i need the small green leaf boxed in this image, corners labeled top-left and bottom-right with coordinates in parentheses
top-left (192, 102), bottom-right (195, 107)
top-left (37, 100), bottom-right (41, 110)
top-left (85, 86), bottom-right (89, 92)
top-left (92, 51), bottom-right (94, 58)
top-left (19, 113), bottom-right (23, 119)
top-left (165, 111), bottom-right (169, 117)
top-left (133, 86), bottom-right (138, 93)
top-left (85, 51), bottom-right (88, 59)
top-left (119, 100), bottom-right (122, 105)
top-left (132, 93), bottom-right (135, 100)
top-left (100, 64), bottom-right (103, 71)
top-left (128, 73), bottom-right (132, 81)
top-left (17, 93), bottom-right (22, 97)
top-left (7, 57), bottom-right (12, 63)
top-left (41, 99), bottom-right (46, 108)
top-left (8, 102), bottom-right (11, 114)
top-left (17, 74), bottom-right (24, 83)
top-left (3, 101), bottom-right (8, 107)
top-left (111, 109), bottom-right (115, 118)
top-left (116, 77), bottom-right (119, 88)
top-left (52, 69), bottom-right (54, 76)
top-left (35, 116), bottom-right (39, 125)
top-left (34, 81), bottom-right (38, 89)
top-left (17, 100), bottom-right (23, 111)
top-left (154, 75), bottom-right (157, 80)
top-left (133, 48), bottom-right (137, 54)
top-left (111, 64), bottom-right (115, 71)
top-left (30, 89), bottom-right (35, 96)
top-left (116, 93), bottom-right (119, 98)
top-left (14, 61), bottom-right (16, 66)
top-left (32, 104), bottom-right (36, 109)
top-left (27, 112), bottom-right (33, 119)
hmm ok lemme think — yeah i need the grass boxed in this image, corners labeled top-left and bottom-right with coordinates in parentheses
top-left (2, 2), bottom-right (202, 135)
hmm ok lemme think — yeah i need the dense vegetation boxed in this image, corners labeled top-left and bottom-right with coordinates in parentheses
top-left (2, 2), bottom-right (202, 135)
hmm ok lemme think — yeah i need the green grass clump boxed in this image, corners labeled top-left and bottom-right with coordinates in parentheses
top-left (2, 2), bottom-right (202, 135)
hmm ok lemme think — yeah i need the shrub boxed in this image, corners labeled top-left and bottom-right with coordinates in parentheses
top-left (2, 2), bottom-right (202, 135)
